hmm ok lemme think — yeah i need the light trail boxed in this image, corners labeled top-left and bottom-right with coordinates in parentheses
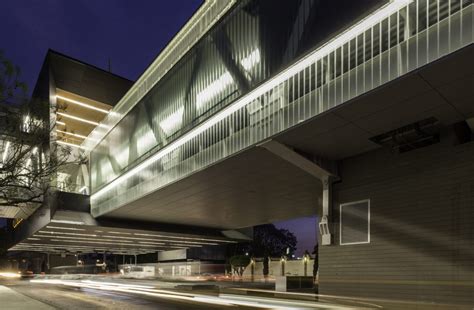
top-left (29, 279), bottom-right (366, 309)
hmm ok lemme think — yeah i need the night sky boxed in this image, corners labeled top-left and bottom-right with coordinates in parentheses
top-left (0, 1), bottom-right (318, 251)
top-left (1, 0), bottom-right (203, 92)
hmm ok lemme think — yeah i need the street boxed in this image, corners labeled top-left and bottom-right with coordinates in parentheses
top-left (0, 278), bottom-right (356, 310)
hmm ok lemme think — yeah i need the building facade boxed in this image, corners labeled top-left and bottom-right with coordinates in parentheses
top-left (6, 0), bottom-right (473, 305)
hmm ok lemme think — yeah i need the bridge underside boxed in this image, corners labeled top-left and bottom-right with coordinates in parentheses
top-left (101, 44), bottom-right (473, 230)
top-left (9, 193), bottom-right (244, 255)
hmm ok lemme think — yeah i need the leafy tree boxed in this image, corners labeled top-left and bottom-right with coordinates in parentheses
top-left (250, 224), bottom-right (297, 257)
top-left (229, 255), bottom-right (251, 277)
top-left (0, 51), bottom-right (83, 214)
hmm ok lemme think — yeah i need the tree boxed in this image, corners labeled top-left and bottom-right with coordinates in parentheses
top-left (229, 255), bottom-right (251, 278)
top-left (312, 244), bottom-right (319, 281)
top-left (0, 51), bottom-right (83, 214)
top-left (250, 224), bottom-right (297, 257)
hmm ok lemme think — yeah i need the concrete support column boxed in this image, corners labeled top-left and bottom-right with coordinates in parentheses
top-left (319, 177), bottom-right (332, 245)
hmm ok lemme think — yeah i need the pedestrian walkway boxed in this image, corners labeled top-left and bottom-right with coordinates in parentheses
top-left (0, 285), bottom-right (54, 310)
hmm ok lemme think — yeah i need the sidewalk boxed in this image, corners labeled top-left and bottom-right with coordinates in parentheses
top-left (0, 285), bottom-right (54, 310)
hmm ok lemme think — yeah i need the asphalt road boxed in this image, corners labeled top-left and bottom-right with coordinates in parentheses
top-left (1, 280), bottom-right (250, 310)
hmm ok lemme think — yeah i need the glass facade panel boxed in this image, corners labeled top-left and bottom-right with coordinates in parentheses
top-left (90, 0), bottom-right (473, 217)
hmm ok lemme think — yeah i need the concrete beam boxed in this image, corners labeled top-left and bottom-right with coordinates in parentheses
top-left (259, 139), bottom-right (336, 245)
top-left (258, 140), bottom-right (336, 181)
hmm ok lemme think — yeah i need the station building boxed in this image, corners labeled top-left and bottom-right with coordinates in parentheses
top-left (3, 0), bottom-right (473, 305)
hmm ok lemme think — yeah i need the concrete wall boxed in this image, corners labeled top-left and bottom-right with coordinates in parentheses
top-left (120, 261), bottom-right (225, 278)
top-left (243, 259), bottom-right (315, 278)
top-left (320, 130), bottom-right (474, 305)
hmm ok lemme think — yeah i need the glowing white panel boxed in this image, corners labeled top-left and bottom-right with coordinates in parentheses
top-left (115, 148), bottom-right (130, 167)
top-left (240, 48), bottom-right (261, 71)
top-left (196, 72), bottom-right (234, 110)
top-left (159, 107), bottom-right (184, 136)
top-left (137, 128), bottom-right (157, 155)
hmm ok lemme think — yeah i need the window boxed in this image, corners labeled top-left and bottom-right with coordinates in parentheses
top-left (340, 199), bottom-right (370, 245)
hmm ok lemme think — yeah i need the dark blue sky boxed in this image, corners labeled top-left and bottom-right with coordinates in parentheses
top-left (0, 0), bottom-right (203, 92)
top-left (0, 1), bottom-right (318, 251)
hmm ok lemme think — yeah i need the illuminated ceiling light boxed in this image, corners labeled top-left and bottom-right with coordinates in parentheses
top-left (57, 112), bottom-right (100, 126)
top-left (38, 231), bottom-right (96, 237)
top-left (57, 95), bottom-right (110, 114)
top-left (45, 226), bottom-right (85, 231)
top-left (159, 107), bottom-right (184, 136)
top-left (91, 0), bottom-right (412, 201)
top-left (56, 121), bottom-right (66, 126)
top-left (196, 72), bottom-right (234, 110)
top-left (2, 141), bottom-right (10, 163)
top-left (56, 140), bottom-right (84, 149)
top-left (35, 235), bottom-right (135, 243)
top-left (56, 129), bottom-right (87, 139)
top-left (50, 219), bottom-right (85, 225)
top-left (137, 241), bottom-right (166, 245)
top-left (132, 232), bottom-right (236, 243)
top-left (108, 231), bottom-right (132, 235)
top-left (240, 48), bottom-right (261, 71)
top-left (48, 239), bottom-right (143, 245)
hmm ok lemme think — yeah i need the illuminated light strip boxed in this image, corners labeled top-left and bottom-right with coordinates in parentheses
top-left (133, 232), bottom-right (237, 243)
top-left (49, 239), bottom-right (159, 247)
top-left (57, 140), bottom-right (84, 150)
top-left (57, 95), bottom-right (110, 114)
top-left (56, 120), bottom-right (66, 126)
top-left (56, 129), bottom-right (87, 139)
top-left (34, 234), bottom-right (135, 243)
top-left (46, 226), bottom-right (85, 231)
top-left (91, 0), bottom-right (412, 201)
top-left (57, 112), bottom-right (100, 126)
top-left (102, 235), bottom-right (218, 245)
top-left (39, 230), bottom-right (96, 237)
top-left (51, 219), bottom-right (85, 225)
